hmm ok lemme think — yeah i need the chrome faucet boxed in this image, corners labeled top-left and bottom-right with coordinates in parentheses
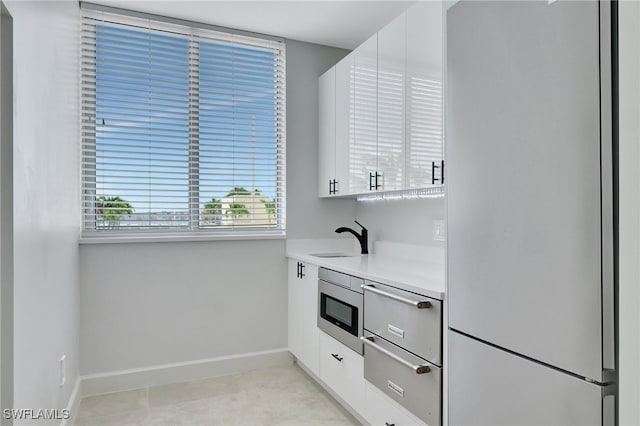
top-left (335, 220), bottom-right (368, 255)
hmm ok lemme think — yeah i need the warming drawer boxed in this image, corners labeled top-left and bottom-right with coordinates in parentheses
top-left (363, 281), bottom-right (442, 365)
top-left (362, 334), bottom-right (441, 425)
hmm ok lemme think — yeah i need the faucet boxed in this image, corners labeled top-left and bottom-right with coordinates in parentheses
top-left (335, 220), bottom-right (368, 255)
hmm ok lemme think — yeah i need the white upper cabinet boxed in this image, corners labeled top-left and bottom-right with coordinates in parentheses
top-left (318, 68), bottom-right (336, 197)
top-left (377, 12), bottom-right (406, 192)
top-left (318, 56), bottom-right (351, 197)
top-left (334, 56), bottom-right (351, 196)
top-left (406, 1), bottom-right (443, 189)
top-left (318, 1), bottom-right (443, 197)
top-left (350, 34), bottom-right (379, 194)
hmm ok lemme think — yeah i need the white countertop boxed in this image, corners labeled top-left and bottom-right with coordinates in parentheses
top-left (286, 239), bottom-right (445, 300)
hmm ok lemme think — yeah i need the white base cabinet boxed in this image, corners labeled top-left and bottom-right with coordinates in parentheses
top-left (319, 331), bottom-right (365, 415)
top-left (287, 259), bottom-right (319, 376)
top-left (288, 260), bottom-right (303, 361)
top-left (287, 259), bottom-right (436, 425)
top-left (302, 269), bottom-right (320, 376)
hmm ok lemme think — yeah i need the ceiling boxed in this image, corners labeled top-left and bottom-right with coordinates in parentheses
top-left (87, 1), bottom-right (416, 50)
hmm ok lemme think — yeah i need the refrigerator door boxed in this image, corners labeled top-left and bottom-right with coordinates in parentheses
top-left (446, 0), bottom-right (614, 382)
top-left (449, 330), bottom-right (613, 426)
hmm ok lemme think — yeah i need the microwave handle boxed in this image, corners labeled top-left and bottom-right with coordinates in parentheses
top-left (361, 335), bottom-right (431, 374)
top-left (361, 285), bottom-right (431, 309)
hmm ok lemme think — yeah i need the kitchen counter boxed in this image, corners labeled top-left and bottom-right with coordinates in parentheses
top-left (286, 239), bottom-right (445, 300)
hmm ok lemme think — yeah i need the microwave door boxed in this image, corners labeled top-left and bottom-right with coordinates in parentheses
top-left (321, 293), bottom-right (358, 336)
top-left (317, 279), bottom-right (364, 354)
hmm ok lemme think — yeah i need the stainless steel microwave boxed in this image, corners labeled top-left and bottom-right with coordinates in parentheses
top-left (317, 268), bottom-right (364, 354)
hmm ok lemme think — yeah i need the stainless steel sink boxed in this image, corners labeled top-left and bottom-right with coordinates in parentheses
top-left (309, 252), bottom-right (357, 258)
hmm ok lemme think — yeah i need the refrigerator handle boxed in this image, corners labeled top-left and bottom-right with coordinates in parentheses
top-left (602, 384), bottom-right (616, 426)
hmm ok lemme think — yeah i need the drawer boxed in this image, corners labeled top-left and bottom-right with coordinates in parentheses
top-left (363, 334), bottom-right (441, 425)
top-left (319, 268), bottom-right (364, 293)
top-left (319, 331), bottom-right (365, 413)
top-left (364, 381), bottom-right (423, 426)
top-left (363, 281), bottom-right (442, 365)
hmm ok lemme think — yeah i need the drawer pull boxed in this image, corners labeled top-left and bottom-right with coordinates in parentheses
top-left (387, 380), bottom-right (405, 398)
top-left (387, 324), bottom-right (405, 339)
top-left (385, 423), bottom-right (395, 426)
top-left (331, 353), bottom-right (343, 362)
top-left (361, 285), bottom-right (431, 309)
top-left (361, 335), bottom-right (431, 374)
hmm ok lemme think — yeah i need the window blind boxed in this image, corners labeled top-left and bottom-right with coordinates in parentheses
top-left (81, 4), bottom-right (286, 236)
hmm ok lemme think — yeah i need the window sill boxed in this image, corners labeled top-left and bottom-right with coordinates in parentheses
top-left (79, 230), bottom-right (286, 245)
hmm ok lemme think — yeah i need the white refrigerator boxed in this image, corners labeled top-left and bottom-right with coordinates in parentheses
top-left (446, 1), bottom-right (616, 424)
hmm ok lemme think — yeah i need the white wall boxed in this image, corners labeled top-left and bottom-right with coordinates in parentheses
top-left (355, 198), bottom-right (445, 248)
top-left (618, 2), bottom-right (640, 424)
top-left (0, 1), bottom-right (13, 416)
top-left (79, 40), bottom-right (355, 375)
top-left (5, 0), bottom-right (80, 418)
top-left (80, 240), bottom-right (287, 373)
top-left (286, 40), bottom-right (355, 238)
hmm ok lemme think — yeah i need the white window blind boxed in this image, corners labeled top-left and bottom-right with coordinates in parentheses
top-left (81, 4), bottom-right (286, 237)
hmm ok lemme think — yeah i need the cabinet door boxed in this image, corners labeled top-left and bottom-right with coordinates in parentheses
top-left (406, 1), bottom-right (443, 189)
top-left (318, 68), bottom-right (336, 197)
top-left (334, 55), bottom-right (352, 196)
top-left (377, 12), bottom-right (406, 192)
top-left (350, 34), bottom-right (378, 194)
top-left (301, 264), bottom-right (319, 376)
top-left (287, 259), bottom-right (304, 360)
top-left (319, 331), bottom-right (365, 414)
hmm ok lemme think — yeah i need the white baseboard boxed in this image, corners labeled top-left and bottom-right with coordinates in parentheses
top-left (81, 348), bottom-right (292, 397)
top-left (60, 376), bottom-right (81, 426)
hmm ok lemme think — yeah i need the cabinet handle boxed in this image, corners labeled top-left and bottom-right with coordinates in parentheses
top-left (432, 160), bottom-right (445, 185)
top-left (431, 161), bottom-right (438, 185)
top-left (361, 284), bottom-right (431, 309)
top-left (300, 263), bottom-right (305, 278)
top-left (385, 423), bottom-right (395, 426)
top-left (329, 179), bottom-right (338, 195)
top-left (361, 336), bottom-right (431, 374)
top-left (331, 353), bottom-right (343, 362)
top-left (370, 172), bottom-right (382, 190)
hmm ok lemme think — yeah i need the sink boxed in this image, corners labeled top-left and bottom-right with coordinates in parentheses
top-left (309, 252), bottom-right (357, 258)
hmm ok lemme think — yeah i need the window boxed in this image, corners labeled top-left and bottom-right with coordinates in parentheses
top-left (81, 4), bottom-right (286, 238)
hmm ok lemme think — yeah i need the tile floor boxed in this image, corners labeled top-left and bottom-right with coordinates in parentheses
top-left (73, 364), bottom-right (360, 426)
